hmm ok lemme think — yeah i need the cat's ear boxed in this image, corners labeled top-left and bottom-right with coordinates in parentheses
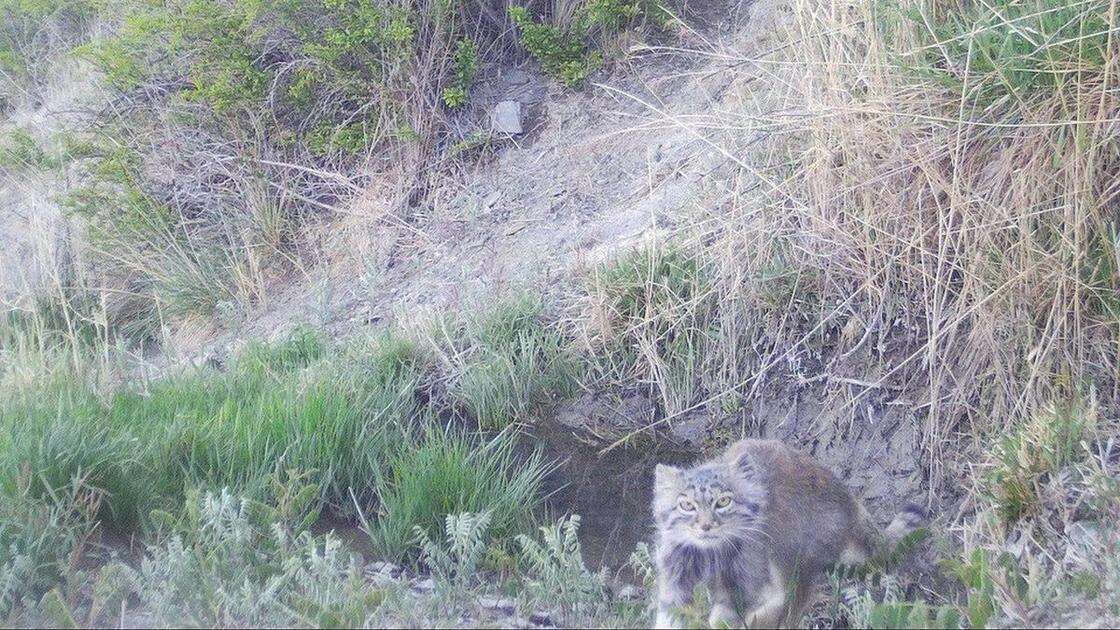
top-left (732, 449), bottom-right (757, 478)
top-left (654, 464), bottom-right (679, 490)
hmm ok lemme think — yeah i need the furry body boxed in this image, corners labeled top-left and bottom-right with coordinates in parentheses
top-left (652, 438), bottom-right (920, 628)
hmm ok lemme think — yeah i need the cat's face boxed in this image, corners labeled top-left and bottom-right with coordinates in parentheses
top-left (653, 453), bottom-right (766, 549)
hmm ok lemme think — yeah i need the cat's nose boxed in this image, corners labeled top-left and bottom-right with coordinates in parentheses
top-left (699, 521), bottom-right (712, 531)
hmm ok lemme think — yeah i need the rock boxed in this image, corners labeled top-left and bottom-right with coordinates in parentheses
top-left (364, 561), bottom-right (403, 587)
top-left (480, 190), bottom-right (502, 213)
top-left (528, 610), bottom-right (554, 627)
top-left (366, 561), bottom-right (402, 577)
top-left (1064, 520), bottom-right (1103, 566)
top-left (410, 577), bottom-right (435, 594)
top-left (492, 100), bottom-right (523, 135)
top-left (614, 584), bottom-right (643, 602)
top-left (504, 68), bottom-right (530, 86)
top-left (478, 595), bottom-right (516, 615)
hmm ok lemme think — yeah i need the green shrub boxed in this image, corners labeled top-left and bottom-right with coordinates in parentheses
top-left (442, 37), bottom-right (478, 108)
top-left (510, 0), bottom-right (673, 86)
top-left (100, 475), bottom-right (384, 627)
top-left (0, 128), bottom-right (58, 170)
top-left (0, 0), bottom-right (96, 83)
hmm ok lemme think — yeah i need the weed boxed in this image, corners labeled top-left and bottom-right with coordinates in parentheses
top-left (414, 511), bottom-right (493, 593)
top-left (509, 1), bottom-right (673, 86)
top-left (516, 514), bottom-right (607, 614)
top-left (442, 37), bottom-right (478, 108)
top-left (0, 472), bottom-right (100, 618)
top-left (988, 395), bottom-right (1095, 522)
top-left (97, 477), bottom-right (383, 627)
top-left (0, 128), bottom-right (56, 170)
top-left (580, 244), bottom-right (712, 415)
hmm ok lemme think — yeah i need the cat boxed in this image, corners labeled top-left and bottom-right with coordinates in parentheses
top-left (652, 438), bottom-right (924, 628)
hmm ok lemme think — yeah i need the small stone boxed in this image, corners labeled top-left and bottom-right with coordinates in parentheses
top-left (528, 610), bottom-right (554, 627)
top-left (505, 68), bottom-right (530, 85)
top-left (481, 190), bottom-right (502, 212)
top-left (492, 100), bottom-right (523, 135)
top-left (614, 584), bottom-right (642, 601)
top-left (411, 577), bottom-right (435, 594)
top-left (364, 561), bottom-right (402, 586)
top-left (478, 595), bottom-right (516, 615)
top-left (367, 561), bottom-right (401, 576)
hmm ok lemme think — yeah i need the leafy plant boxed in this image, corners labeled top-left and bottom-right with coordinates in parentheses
top-left (442, 37), bottom-right (478, 108)
top-left (414, 511), bottom-right (493, 592)
top-left (0, 473), bottom-right (100, 618)
top-left (516, 515), bottom-right (607, 614)
top-left (99, 478), bottom-right (382, 627)
top-left (988, 396), bottom-right (1095, 522)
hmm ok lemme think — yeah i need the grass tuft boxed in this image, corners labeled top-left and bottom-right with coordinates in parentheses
top-left (371, 425), bottom-right (552, 563)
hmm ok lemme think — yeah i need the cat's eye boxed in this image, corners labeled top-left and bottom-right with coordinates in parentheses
top-left (714, 496), bottom-right (732, 509)
top-left (677, 498), bottom-right (697, 512)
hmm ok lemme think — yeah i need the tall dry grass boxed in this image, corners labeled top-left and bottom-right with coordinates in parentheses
top-left (578, 0), bottom-right (1119, 493)
top-left (739, 0), bottom-right (1120, 483)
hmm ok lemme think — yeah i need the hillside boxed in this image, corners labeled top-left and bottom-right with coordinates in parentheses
top-left (3, 1), bottom-right (1119, 627)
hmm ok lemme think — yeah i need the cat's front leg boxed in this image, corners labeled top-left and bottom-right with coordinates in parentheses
top-left (741, 560), bottom-right (788, 628)
top-left (655, 571), bottom-right (693, 629)
top-left (708, 569), bottom-right (740, 628)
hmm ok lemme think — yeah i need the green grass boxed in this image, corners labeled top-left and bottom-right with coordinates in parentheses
top-left (581, 244), bottom-right (712, 415)
top-left (440, 294), bottom-right (577, 430)
top-left (371, 425), bottom-right (553, 563)
top-left (0, 327), bottom-right (426, 530)
top-left (0, 473), bottom-right (100, 619)
top-left (987, 395), bottom-right (1095, 523)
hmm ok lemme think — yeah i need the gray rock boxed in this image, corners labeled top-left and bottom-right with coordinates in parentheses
top-left (504, 68), bottom-right (530, 86)
top-left (478, 595), bottom-right (516, 615)
top-left (614, 584), bottom-right (643, 601)
top-left (528, 610), bottom-right (554, 627)
top-left (481, 190), bottom-right (502, 213)
top-left (366, 561), bottom-right (401, 577)
top-left (410, 577), bottom-right (435, 594)
top-left (492, 100), bottom-right (523, 135)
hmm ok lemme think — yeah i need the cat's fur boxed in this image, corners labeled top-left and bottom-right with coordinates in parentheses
top-left (652, 438), bottom-right (924, 628)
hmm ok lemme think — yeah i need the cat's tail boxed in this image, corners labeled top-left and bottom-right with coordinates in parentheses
top-left (884, 503), bottom-right (927, 543)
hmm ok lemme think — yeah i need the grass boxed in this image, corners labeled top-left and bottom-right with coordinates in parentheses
top-left (987, 394), bottom-right (1096, 522)
top-left (0, 325), bottom-right (425, 530)
top-left (4, 0), bottom-right (1120, 627)
top-left (577, 244), bottom-right (713, 417)
top-left (371, 425), bottom-right (554, 563)
top-left (431, 294), bottom-right (577, 430)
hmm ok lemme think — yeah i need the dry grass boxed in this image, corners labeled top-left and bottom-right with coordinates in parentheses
top-left (577, 0), bottom-right (1120, 485)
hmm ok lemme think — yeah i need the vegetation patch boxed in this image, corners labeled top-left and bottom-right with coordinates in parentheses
top-left (370, 426), bottom-right (552, 562)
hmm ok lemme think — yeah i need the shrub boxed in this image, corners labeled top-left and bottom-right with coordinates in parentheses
top-left (97, 476), bottom-right (384, 627)
top-left (987, 395), bottom-right (1095, 522)
top-left (509, 1), bottom-right (674, 86)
